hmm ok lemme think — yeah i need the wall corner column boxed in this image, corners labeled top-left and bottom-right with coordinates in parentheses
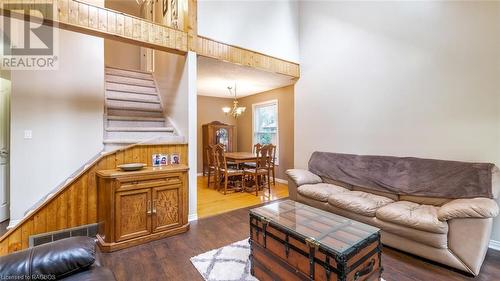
top-left (187, 51), bottom-right (198, 221)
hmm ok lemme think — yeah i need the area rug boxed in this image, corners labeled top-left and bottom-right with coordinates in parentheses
top-left (191, 239), bottom-right (386, 281)
top-left (190, 239), bottom-right (257, 281)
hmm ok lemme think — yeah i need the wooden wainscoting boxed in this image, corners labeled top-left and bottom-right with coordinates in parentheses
top-left (0, 143), bottom-right (188, 255)
top-left (196, 36), bottom-right (300, 78)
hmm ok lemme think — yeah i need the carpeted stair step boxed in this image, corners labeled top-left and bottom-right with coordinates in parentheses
top-left (106, 115), bottom-right (166, 127)
top-left (105, 128), bottom-right (176, 139)
top-left (106, 95), bottom-right (161, 104)
top-left (106, 75), bottom-right (156, 88)
top-left (106, 82), bottom-right (157, 95)
top-left (106, 127), bottom-right (174, 132)
top-left (106, 100), bottom-right (162, 112)
top-left (102, 135), bottom-right (186, 151)
top-left (105, 67), bottom-right (153, 80)
top-left (106, 90), bottom-right (160, 102)
top-left (106, 107), bottom-right (164, 118)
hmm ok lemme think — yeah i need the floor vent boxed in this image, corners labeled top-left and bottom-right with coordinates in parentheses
top-left (29, 223), bottom-right (98, 247)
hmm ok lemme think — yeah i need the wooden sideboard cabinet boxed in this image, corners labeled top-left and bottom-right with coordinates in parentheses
top-left (96, 165), bottom-right (189, 252)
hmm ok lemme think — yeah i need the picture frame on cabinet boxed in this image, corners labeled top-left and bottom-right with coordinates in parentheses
top-left (171, 153), bottom-right (180, 165)
top-left (152, 154), bottom-right (161, 166)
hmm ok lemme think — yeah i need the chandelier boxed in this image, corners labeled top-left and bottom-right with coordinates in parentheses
top-left (222, 85), bottom-right (246, 118)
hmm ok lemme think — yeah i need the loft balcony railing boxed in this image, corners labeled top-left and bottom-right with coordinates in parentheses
top-left (196, 36), bottom-right (300, 78)
top-left (0, 0), bottom-right (188, 54)
top-left (1, 0), bottom-right (299, 77)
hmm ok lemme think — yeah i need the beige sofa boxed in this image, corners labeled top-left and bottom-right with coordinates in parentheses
top-left (286, 165), bottom-right (499, 276)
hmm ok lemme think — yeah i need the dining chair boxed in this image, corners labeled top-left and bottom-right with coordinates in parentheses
top-left (268, 144), bottom-right (277, 186)
top-left (243, 143), bottom-right (262, 169)
top-left (213, 144), bottom-right (244, 195)
top-left (220, 143), bottom-right (238, 169)
top-left (243, 144), bottom-right (271, 196)
top-left (205, 145), bottom-right (217, 189)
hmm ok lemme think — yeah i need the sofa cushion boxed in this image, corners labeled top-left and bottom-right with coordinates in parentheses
top-left (399, 195), bottom-right (450, 206)
top-left (376, 201), bottom-right (448, 234)
top-left (327, 191), bottom-right (394, 217)
top-left (438, 198), bottom-right (499, 221)
top-left (286, 169), bottom-right (323, 186)
top-left (374, 218), bottom-right (448, 248)
top-left (352, 185), bottom-right (398, 201)
top-left (297, 183), bottom-right (349, 202)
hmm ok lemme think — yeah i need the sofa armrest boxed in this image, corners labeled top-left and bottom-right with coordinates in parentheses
top-left (0, 237), bottom-right (96, 280)
top-left (447, 218), bottom-right (493, 276)
top-left (438, 198), bottom-right (499, 221)
top-left (286, 169), bottom-right (322, 187)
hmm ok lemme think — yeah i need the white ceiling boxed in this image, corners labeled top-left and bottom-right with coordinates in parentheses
top-left (197, 56), bottom-right (295, 98)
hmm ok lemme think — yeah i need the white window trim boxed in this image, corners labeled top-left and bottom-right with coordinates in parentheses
top-left (252, 99), bottom-right (279, 166)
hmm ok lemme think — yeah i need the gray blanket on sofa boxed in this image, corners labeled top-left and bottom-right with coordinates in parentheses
top-left (308, 152), bottom-right (494, 199)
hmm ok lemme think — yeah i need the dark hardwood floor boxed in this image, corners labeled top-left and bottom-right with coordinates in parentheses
top-left (100, 206), bottom-right (500, 281)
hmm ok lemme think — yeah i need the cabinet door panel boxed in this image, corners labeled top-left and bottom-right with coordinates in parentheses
top-left (115, 188), bottom-right (151, 242)
top-left (152, 185), bottom-right (181, 232)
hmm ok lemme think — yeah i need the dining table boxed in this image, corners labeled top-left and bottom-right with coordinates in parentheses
top-left (224, 152), bottom-right (257, 165)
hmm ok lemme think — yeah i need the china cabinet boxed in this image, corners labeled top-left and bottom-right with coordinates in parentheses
top-left (201, 121), bottom-right (236, 175)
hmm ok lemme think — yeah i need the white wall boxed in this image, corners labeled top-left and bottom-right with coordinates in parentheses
top-left (186, 52), bottom-right (198, 220)
top-left (295, 2), bottom-right (500, 240)
top-left (198, 0), bottom-right (300, 63)
top-left (9, 30), bottom-right (104, 222)
top-left (154, 52), bottom-right (189, 137)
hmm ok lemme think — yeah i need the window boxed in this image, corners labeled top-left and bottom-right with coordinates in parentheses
top-left (252, 100), bottom-right (279, 164)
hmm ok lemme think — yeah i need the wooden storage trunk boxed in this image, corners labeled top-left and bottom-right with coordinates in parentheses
top-left (249, 201), bottom-right (382, 281)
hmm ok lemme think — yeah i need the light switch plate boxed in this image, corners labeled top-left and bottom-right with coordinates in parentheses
top-left (24, 130), bottom-right (32, 139)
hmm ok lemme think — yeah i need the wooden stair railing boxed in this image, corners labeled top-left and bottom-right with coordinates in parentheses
top-left (0, 142), bottom-right (188, 255)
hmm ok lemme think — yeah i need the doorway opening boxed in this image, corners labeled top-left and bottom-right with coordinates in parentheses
top-left (196, 57), bottom-right (295, 218)
top-left (0, 72), bottom-right (11, 234)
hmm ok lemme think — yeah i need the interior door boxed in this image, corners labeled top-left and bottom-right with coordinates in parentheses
top-left (152, 185), bottom-right (181, 233)
top-left (0, 77), bottom-right (10, 222)
top-left (115, 188), bottom-right (152, 242)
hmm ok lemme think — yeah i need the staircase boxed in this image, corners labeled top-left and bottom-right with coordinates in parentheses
top-left (104, 66), bottom-right (183, 151)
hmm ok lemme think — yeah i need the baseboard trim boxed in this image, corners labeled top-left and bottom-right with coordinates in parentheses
top-left (7, 219), bottom-right (22, 229)
top-left (490, 239), bottom-right (500, 251)
top-left (275, 178), bottom-right (288, 185)
top-left (188, 213), bottom-right (198, 222)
